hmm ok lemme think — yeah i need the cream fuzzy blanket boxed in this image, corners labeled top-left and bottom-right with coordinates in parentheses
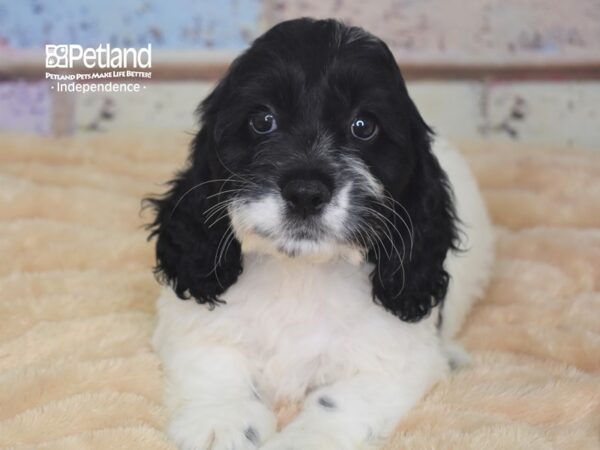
top-left (0, 133), bottom-right (598, 449)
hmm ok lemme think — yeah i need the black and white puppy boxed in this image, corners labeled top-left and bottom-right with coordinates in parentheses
top-left (148, 18), bottom-right (494, 450)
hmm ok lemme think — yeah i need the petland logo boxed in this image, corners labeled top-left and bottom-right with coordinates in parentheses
top-left (45, 44), bottom-right (152, 93)
top-left (45, 44), bottom-right (152, 69)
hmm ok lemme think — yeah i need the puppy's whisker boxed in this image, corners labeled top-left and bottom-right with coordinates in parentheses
top-left (203, 204), bottom-right (230, 222)
top-left (361, 206), bottom-right (406, 263)
top-left (369, 207), bottom-right (407, 262)
top-left (209, 223), bottom-right (235, 287)
top-left (381, 193), bottom-right (415, 258)
top-left (354, 219), bottom-right (384, 283)
top-left (344, 221), bottom-right (368, 256)
top-left (204, 207), bottom-right (230, 225)
top-left (377, 197), bottom-right (414, 259)
top-left (219, 228), bottom-right (238, 269)
top-left (203, 200), bottom-right (236, 224)
top-left (206, 206), bottom-right (236, 228)
top-left (205, 188), bottom-right (247, 201)
top-left (214, 226), bottom-right (238, 283)
top-left (367, 206), bottom-right (406, 244)
top-left (363, 218), bottom-right (393, 260)
top-left (382, 198), bottom-right (414, 248)
top-left (354, 217), bottom-right (379, 254)
top-left (358, 213), bottom-right (391, 265)
top-left (351, 230), bottom-right (368, 258)
top-left (169, 178), bottom-right (243, 218)
top-left (354, 221), bottom-right (378, 260)
top-left (392, 263), bottom-right (406, 299)
top-left (390, 198), bottom-right (415, 238)
top-left (215, 199), bottom-right (243, 270)
top-left (360, 207), bottom-right (406, 292)
top-left (215, 150), bottom-right (260, 188)
top-left (203, 195), bottom-right (239, 219)
top-left (204, 174), bottom-right (252, 220)
top-left (377, 220), bottom-right (406, 280)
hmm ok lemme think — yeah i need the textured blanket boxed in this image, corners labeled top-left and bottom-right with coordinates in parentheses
top-left (0, 133), bottom-right (598, 449)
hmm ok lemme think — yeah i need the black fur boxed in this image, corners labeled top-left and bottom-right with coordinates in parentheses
top-left (146, 18), bottom-right (459, 322)
top-left (145, 127), bottom-right (243, 305)
top-left (369, 100), bottom-right (460, 322)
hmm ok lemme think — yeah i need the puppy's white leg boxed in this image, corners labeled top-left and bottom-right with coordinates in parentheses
top-left (262, 371), bottom-right (444, 449)
top-left (162, 346), bottom-right (276, 450)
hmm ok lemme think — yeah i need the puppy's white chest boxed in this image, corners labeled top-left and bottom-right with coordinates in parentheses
top-left (154, 253), bottom-right (440, 404)
top-left (228, 256), bottom-right (370, 348)
top-left (220, 254), bottom-right (436, 399)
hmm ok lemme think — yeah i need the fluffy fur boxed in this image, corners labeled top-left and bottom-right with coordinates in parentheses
top-left (148, 18), bottom-right (494, 449)
top-left (2, 133), bottom-right (599, 450)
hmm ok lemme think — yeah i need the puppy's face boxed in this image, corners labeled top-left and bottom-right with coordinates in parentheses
top-left (148, 19), bottom-right (458, 322)
top-left (206, 22), bottom-right (416, 258)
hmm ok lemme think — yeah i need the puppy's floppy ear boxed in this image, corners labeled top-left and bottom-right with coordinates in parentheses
top-left (370, 97), bottom-right (460, 322)
top-left (145, 126), bottom-right (242, 305)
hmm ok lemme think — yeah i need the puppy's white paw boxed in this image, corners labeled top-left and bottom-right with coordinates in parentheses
top-left (442, 340), bottom-right (472, 371)
top-left (167, 400), bottom-right (276, 450)
top-left (261, 429), bottom-right (347, 450)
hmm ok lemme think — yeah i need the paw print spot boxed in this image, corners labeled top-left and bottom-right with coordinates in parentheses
top-left (244, 426), bottom-right (260, 445)
top-left (317, 396), bottom-right (336, 409)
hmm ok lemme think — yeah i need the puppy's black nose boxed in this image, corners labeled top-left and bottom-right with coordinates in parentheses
top-left (282, 179), bottom-right (332, 217)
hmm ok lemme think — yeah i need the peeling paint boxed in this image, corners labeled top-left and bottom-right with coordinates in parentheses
top-left (0, 81), bottom-right (51, 134)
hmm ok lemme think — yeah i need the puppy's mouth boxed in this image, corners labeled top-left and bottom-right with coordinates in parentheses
top-left (285, 224), bottom-right (324, 241)
top-left (228, 183), bottom-right (355, 258)
top-left (252, 214), bottom-right (339, 256)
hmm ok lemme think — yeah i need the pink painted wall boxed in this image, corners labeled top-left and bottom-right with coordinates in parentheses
top-left (267, 0), bottom-right (600, 63)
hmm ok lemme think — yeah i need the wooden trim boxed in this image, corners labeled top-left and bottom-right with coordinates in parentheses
top-left (1, 50), bottom-right (600, 81)
top-left (400, 62), bottom-right (600, 81)
top-left (50, 86), bottom-right (75, 136)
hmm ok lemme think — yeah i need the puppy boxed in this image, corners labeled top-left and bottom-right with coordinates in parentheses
top-left (148, 18), bottom-right (494, 450)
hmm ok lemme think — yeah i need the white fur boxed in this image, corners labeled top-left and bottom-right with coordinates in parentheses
top-left (433, 139), bottom-right (495, 340)
top-left (152, 138), bottom-right (494, 449)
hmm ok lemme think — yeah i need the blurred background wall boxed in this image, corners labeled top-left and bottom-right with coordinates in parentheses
top-left (0, 0), bottom-right (599, 148)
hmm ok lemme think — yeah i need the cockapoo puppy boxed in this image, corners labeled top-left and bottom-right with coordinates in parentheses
top-left (147, 18), bottom-right (494, 450)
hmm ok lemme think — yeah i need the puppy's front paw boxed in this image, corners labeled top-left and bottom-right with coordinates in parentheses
top-left (260, 406), bottom-right (382, 450)
top-left (261, 431), bottom-right (345, 450)
top-left (168, 400), bottom-right (276, 450)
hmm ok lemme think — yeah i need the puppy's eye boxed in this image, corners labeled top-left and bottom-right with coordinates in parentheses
top-left (351, 116), bottom-right (378, 141)
top-left (249, 112), bottom-right (278, 135)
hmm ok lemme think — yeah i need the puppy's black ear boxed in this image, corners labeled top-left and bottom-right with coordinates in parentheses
top-left (145, 127), bottom-right (242, 305)
top-left (370, 98), bottom-right (460, 322)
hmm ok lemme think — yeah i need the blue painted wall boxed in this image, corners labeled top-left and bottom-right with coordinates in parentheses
top-left (0, 0), bottom-right (259, 49)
